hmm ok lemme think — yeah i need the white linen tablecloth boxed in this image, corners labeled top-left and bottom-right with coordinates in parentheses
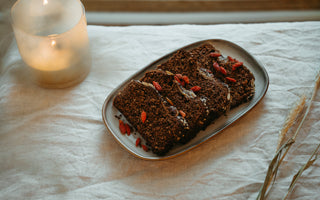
top-left (1, 22), bottom-right (320, 200)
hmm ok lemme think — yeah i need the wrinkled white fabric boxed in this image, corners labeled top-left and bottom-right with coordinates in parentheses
top-left (0, 22), bottom-right (320, 200)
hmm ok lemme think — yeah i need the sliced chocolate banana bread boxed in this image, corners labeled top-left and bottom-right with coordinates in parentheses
top-left (113, 80), bottom-right (189, 155)
top-left (157, 50), bottom-right (231, 120)
top-left (112, 42), bottom-right (256, 156)
top-left (189, 43), bottom-right (255, 108)
top-left (140, 69), bottom-right (210, 143)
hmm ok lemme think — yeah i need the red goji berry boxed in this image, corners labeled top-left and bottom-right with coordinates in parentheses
top-left (226, 77), bottom-right (237, 83)
top-left (141, 111), bottom-right (147, 123)
top-left (227, 56), bottom-right (235, 62)
top-left (136, 138), bottom-right (141, 147)
top-left (142, 145), bottom-right (149, 152)
top-left (152, 81), bottom-right (162, 91)
top-left (182, 75), bottom-right (189, 84)
top-left (190, 86), bottom-right (201, 92)
top-left (174, 75), bottom-right (182, 84)
top-left (209, 52), bottom-right (221, 58)
top-left (119, 120), bottom-right (126, 134)
top-left (220, 67), bottom-right (227, 75)
top-left (125, 124), bottom-right (131, 136)
top-left (232, 62), bottom-right (243, 71)
top-left (213, 62), bottom-right (220, 72)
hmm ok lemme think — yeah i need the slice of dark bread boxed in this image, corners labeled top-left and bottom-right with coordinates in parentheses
top-left (157, 50), bottom-right (231, 120)
top-left (140, 69), bottom-right (210, 143)
top-left (113, 80), bottom-right (189, 155)
top-left (189, 43), bottom-right (255, 108)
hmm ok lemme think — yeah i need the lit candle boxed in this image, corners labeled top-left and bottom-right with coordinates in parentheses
top-left (28, 37), bottom-right (72, 71)
top-left (11, 0), bottom-right (91, 88)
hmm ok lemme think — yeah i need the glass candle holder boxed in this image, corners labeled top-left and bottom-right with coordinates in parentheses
top-left (11, 0), bottom-right (91, 88)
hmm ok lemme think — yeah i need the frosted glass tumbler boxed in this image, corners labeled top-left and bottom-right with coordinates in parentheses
top-left (11, 0), bottom-right (91, 88)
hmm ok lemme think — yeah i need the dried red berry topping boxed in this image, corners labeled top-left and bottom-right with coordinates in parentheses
top-left (125, 124), bottom-right (131, 136)
top-left (182, 75), bottom-right (189, 84)
top-left (209, 52), bottom-right (221, 58)
top-left (119, 120), bottom-right (126, 134)
top-left (232, 62), bottom-right (243, 71)
top-left (213, 62), bottom-right (220, 72)
top-left (141, 111), bottom-right (147, 123)
top-left (190, 86), bottom-right (201, 92)
top-left (226, 77), bottom-right (237, 83)
top-left (142, 145), bottom-right (149, 152)
top-left (174, 75), bottom-right (182, 84)
top-left (135, 138), bottom-right (141, 147)
top-left (152, 81), bottom-right (162, 91)
top-left (227, 56), bottom-right (235, 62)
top-left (220, 67), bottom-right (227, 75)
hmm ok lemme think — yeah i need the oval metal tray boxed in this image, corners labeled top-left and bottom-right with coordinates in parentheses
top-left (102, 39), bottom-right (269, 160)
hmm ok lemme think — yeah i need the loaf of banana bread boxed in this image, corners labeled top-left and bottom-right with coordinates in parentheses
top-left (113, 43), bottom-right (255, 156)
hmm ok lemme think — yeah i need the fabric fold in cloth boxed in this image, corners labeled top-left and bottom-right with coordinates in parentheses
top-left (0, 22), bottom-right (320, 199)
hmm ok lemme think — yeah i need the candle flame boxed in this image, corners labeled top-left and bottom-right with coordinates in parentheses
top-left (43, 0), bottom-right (48, 5)
top-left (51, 40), bottom-right (56, 47)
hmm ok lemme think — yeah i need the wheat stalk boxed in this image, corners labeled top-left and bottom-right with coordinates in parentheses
top-left (257, 70), bottom-right (320, 200)
top-left (282, 142), bottom-right (320, 200)
top-left (276, 96), bottom-right (306, 151)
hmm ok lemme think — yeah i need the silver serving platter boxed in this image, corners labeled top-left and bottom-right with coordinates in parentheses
top-left (102, 39), bottom-right (269, 160)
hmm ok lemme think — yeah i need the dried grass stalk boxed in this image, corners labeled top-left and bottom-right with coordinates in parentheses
top-left (257, 70), bottom-right (320, 200)
top-left (283, 142), bottom-right (320, 200)
top-left (276, 95), bottom-right (306, 151)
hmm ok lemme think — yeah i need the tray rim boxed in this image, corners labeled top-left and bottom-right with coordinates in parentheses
top-left (102, 39), bottom-right (269, 161)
